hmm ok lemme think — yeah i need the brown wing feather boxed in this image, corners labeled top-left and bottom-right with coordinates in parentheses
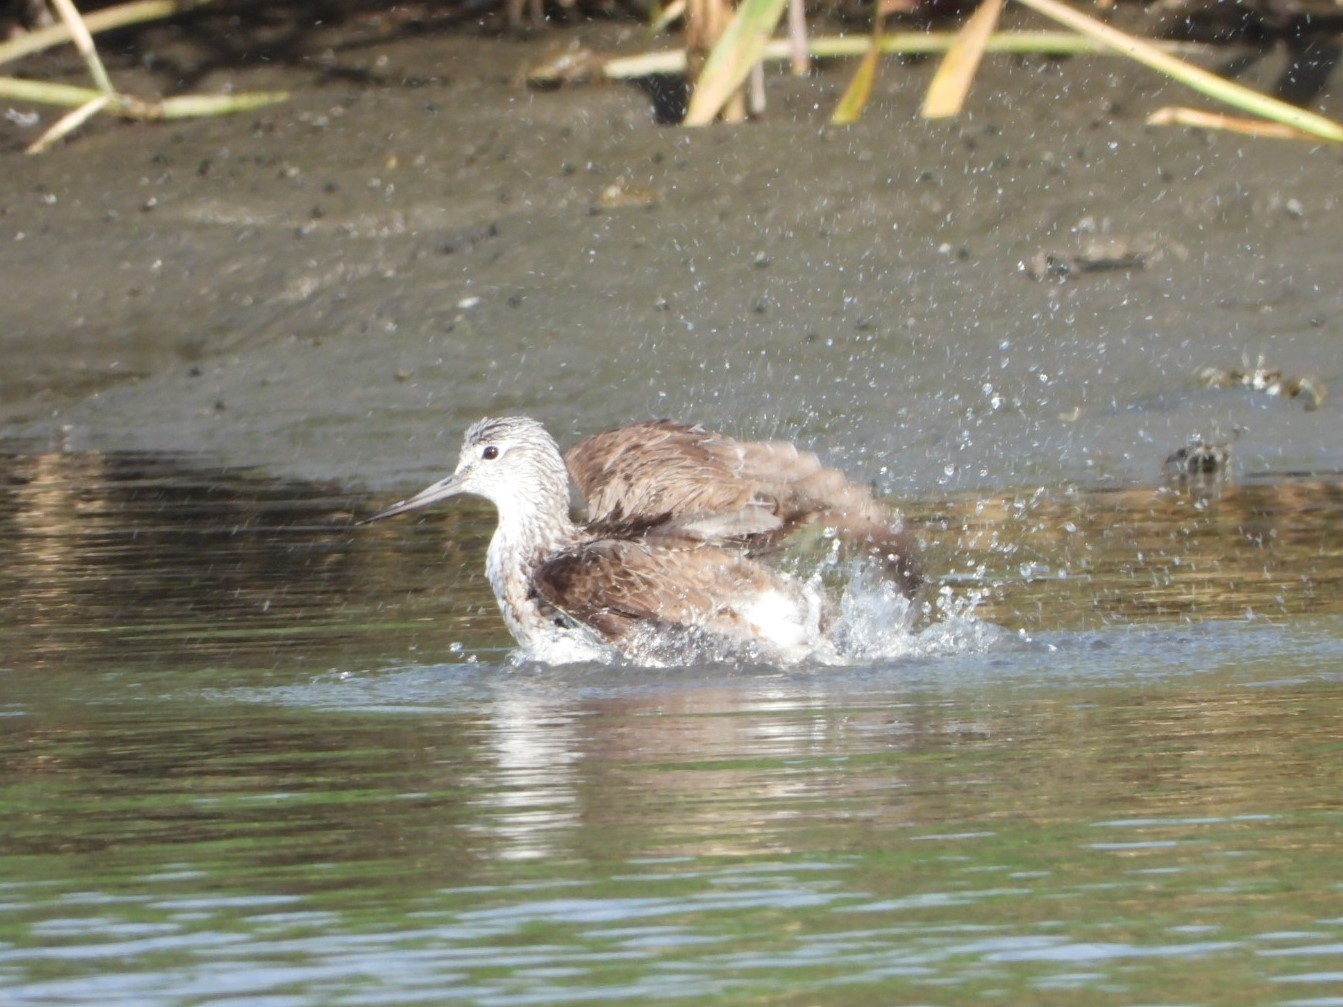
top-left (532, 538), bottom-right (785, 645)
top-left (564, 420), bottom-right (765, 532)
top-left (564, 420), bottom-right (923, 596)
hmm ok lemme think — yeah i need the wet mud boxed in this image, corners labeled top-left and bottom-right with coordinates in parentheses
top-left (1, 9), bottom-right (1340, 498)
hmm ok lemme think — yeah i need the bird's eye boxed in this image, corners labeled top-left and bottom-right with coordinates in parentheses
top-left (481, 445), bottom-right (499, 461)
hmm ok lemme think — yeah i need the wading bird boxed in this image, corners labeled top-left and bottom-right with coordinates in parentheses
top-left (365, 417), bottom-right (921, 664)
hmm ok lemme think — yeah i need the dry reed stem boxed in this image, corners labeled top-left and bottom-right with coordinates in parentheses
top-left (1148, 106), bottom-right (1324, 141)
top-left (921, 0), bottom-right (1003, 118)
top-left (0, 0), bottom-right (213, 68)
top-left (605, 31), bottom-right (1130, 78)
top-left (47, 0), bottom-right (114, 93)
top-left (1012, 0), bottom-right (1343, 141)
top-left (25, 92), bottom-right (108, 153)
top-left (5, 0), bottom-right (284, 152)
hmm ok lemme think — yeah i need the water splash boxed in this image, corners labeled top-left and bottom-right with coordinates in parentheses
top-left (506, 556), bottom-right (1015, 669)
top-left (829, 562), bottom-right (1020, 663)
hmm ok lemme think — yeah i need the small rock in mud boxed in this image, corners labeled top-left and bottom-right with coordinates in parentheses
top-left (517, 42), bottom-right (607, 89)
top-left (436, 222), bottom-right (499, 255)
top-left (1164, 435), bottom-right (1234, 498)
top-left (1021, 234), bottom-right (1181, 282)
top-left (595, 177), bottom-right (660, 210)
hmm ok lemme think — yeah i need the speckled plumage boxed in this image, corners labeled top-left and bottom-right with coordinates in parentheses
top-left (365, 417), bottom-right (921, 664)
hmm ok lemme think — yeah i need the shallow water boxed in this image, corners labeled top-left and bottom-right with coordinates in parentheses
top-left (2, 450), bottom-right (1342, 1006)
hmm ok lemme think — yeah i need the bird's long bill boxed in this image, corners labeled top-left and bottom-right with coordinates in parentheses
top-left (361, 472), bottom-right (466, 524)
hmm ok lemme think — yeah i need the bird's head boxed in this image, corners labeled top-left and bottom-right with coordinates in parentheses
top-left (364, 416), bottom-right (570, 522)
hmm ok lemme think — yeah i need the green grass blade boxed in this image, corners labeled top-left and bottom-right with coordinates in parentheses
top-left (0, 75), bottom-right (287, 119)
top-left (157, 91), bottom-right (290, 118)
top-left (0, 75), bottom-right (103, 105)
top-left (683, 0), bottom-right (790, 125)
top-left (604, 31), bottom-right (1151, 78)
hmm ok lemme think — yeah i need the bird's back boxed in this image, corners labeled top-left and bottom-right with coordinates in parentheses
top-left (563, 420), bottom-right (922, 595)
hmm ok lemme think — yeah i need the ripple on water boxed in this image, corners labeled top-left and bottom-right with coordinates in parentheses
top-left (2, 454), bottom-right (1343, 1006)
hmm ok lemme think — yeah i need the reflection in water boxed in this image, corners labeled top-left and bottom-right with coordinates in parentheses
top-left (3, 451), bottom-right (1343, 669)
top-left (1, 450), bottom-right (1342, 1006)
top-left (3, 639), bottom-right (1342, 1006)
top-left (926, 476), bottom-right (1343, 629)
top-left (0, 450), bottom-right (492, 670)
top-left (1, 451), bottom-right (359, 668)
top-left (471, 693), bottom-right (584, 861)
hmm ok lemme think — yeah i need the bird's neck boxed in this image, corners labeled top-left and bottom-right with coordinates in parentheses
top-left (484, 485), bottom-right (580, 645)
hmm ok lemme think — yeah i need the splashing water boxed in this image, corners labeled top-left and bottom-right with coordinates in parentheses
top-left (829, 562), bottom-right (1021, 663)
top-left (508, 555), bottom-right (1014, 669)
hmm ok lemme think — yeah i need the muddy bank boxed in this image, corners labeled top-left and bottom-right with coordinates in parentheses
top-left (1, 12), bottom-right (1339, 495)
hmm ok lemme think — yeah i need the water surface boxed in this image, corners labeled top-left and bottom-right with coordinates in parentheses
top-left (2, 451), bottom-right (1342, 1006)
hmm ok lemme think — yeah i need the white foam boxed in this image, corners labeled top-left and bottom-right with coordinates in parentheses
top-left (506, 558), bottom-right (1013, 668)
